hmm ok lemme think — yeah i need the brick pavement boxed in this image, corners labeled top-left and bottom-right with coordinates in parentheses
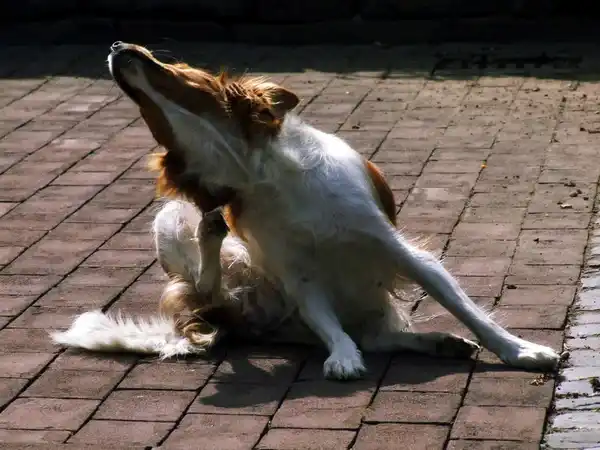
top-left (0, 43), bottom-right (599, 449)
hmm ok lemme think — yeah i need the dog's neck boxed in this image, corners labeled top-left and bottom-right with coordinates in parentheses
top-left (150, 149), bottom-right (238, 213)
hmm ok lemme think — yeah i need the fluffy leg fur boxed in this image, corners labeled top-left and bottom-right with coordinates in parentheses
top-left (52, 200), bottom-right (240, 358)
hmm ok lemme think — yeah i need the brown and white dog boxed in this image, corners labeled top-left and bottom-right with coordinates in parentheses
top-left (52, 42), bottom-right (561, 380)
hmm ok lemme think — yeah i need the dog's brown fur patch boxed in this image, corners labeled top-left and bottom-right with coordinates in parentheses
top-left (148, 152), bottom-right (236, 213)
top-left (365, 160), bottom-right (397, 226)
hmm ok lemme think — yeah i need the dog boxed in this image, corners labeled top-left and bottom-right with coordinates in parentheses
top-left (52, 42), bottom-right (561, 380)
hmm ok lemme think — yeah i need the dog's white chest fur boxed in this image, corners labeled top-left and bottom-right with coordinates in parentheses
top-left (228, 118), bottom-right (400, 325)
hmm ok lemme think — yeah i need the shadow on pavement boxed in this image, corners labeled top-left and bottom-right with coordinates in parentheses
top-left (1, 42), bottom-right (600, 83)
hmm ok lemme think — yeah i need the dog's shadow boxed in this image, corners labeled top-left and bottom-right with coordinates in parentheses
top-left (193, 342), bottom-right (521, 412)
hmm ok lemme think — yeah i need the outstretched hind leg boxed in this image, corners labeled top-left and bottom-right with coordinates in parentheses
top-left (383, 230), bottom-right (560, 371)
top-left (361, 329), bottom-right (480, 359)
top-left (359, 303), bottom-right (480, 359)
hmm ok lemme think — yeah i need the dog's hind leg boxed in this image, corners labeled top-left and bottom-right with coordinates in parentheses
top-left (361, 329), bottom-right (480, 359)
top-left (384, 230), bottom-right (560, 371)
top-left (359, 302), bottom-right (480, 358)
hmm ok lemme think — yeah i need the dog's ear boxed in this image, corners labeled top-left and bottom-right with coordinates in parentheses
top-left (228, 79), bottom-right (300, 136)
top-left (365, 160), bottom-right (397, 227)
top-left (267, 85), bottom-right (300, 119)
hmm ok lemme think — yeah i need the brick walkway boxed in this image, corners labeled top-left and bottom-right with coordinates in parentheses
top-left (0, 43), bottom-right (599, 449)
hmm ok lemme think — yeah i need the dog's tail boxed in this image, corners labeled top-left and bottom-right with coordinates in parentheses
top-left (50, 309), bottom-right (205, 358)
top-left (51, 200), bottom-right (221, 359)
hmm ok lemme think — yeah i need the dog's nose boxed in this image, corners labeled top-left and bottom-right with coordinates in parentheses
top-left (111, 41), bottom-right (125, 51)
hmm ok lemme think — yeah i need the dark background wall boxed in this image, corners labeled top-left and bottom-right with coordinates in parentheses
top-left (1, 0), bottom-right (598, 44)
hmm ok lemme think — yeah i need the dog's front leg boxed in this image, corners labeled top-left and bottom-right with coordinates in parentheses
top-left (284, 276), bottom-right (366, 380)
top-left (194, 208), bottom-right (229, 297)
top-left (391, 236), bottom-right (560, 371)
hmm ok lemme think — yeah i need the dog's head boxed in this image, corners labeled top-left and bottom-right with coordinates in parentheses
top-left (107, 42), bottom-right (299, 208)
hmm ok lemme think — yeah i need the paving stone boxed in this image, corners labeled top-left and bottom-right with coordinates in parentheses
top-left (464, 377), bottom-right (554, 407)
top-left (212, 357), bottom-right (301, 385)
top-left (451, 406), bottom-right (546, 441)
top-left (0, 274), bottom-right (61, 296)
top-left (272, 380), bottom-right (374, 429)
top-left (161, 414), bottom-right (268, 449)
top-left (0, 295), bottom-right (36, 316)
top-left (0, 352), bottom-right (54, 378)
top-left (552, 411), bottom-right (600, 430)
top-left (9, 306), bottom-right (93, 329)
top-left (493, 305), bottom-right (569, 329)
top-left (50, 351), bottom-right (138, 372)
top-left (4, 238), bottom-right (103, 275)
top-left (35, 284), bottom-right (123, 308)
top-left (66, 205), bottom-right (141, 224)
top-left (381, 355), bottom-right (472, 392)
top-left (354, 424), bottom-right (449, 450)
top-left (564, 349), bottom-right (600, 366)
top-left (446, 239), bottom-right (516, 257)
top-left (506, 265), bottom-right (580, 285)
top-left (572, 311), bottom-right (600, 324)
top-left (454, 276), bottom-right (504, 297)
top-left (545, 431), bottom-right (600, 448)
top-left (498, 285), bottom-right (576, 306)
top-left (453, 223), bottom-right (521, 240)
top-left (81, 249), bottom-right (156, 268)
top-left (256, 428), bottom-right (356, 450)
top-left (0, 328), bottom-right (62, 353)
top-left (190, 381), bottom-right (288, 415)
top-left (447, 441), bottom-right (538, 450)
top-left (555, 379), bottom-right (596, 398)
top-left (443, 257), bottom-right (512, 277)
top-left (0, 378), bottom-right (27, 408)
top-left (0, 429), bottom-right (72, 443)
top-left (60, 267), bottom-right (142, 287)
top-left (366, 391), bottom-right (461, 424)
top-left (119, 361), bottom-right (215, 390)
top-left (523, 212), bottom-right (591, 230)
top-left (566, 322), bottom-right (600, 338)
top-left (69, 420), bottom-right (173, 446)
top-left (52, 171), bottom-right (119, 186)
top-left (462, 207), bottom-right (527, 223)
top-left (94, 390), bottom-right (195, 421)
top-left (0, 397), bottom-right (99, 430)
top-left (23, 369), bottom-right (123, 399)
top-left (48, 222), bottom-right (120, 242)
top-left (101, 232), bottom-right (154, 250)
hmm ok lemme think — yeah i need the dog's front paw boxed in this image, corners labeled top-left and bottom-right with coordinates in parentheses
top-left (200, 208), bottom-right (229, 238)
top-left (500, 339), bottom-right (560, 371)
top-left (323, 344), bottom-right (366, 380)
